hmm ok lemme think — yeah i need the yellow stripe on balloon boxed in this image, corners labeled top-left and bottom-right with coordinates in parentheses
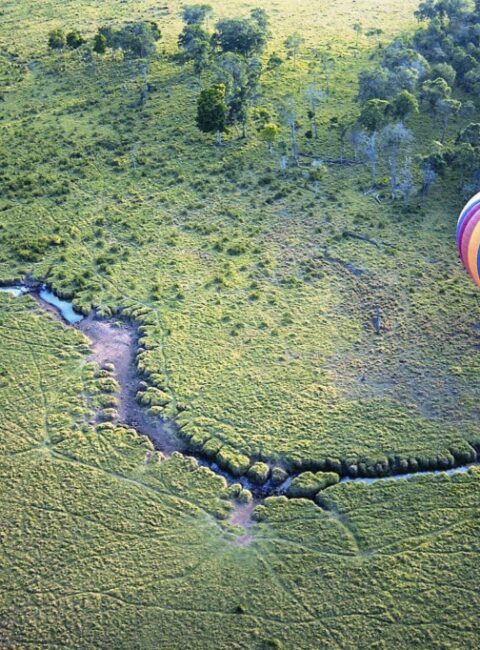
top-left (467, 219), bottom-right (480, 287)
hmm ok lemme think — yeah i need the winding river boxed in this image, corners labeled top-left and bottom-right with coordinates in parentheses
top-left (1, 282), bottom-right (478, 501)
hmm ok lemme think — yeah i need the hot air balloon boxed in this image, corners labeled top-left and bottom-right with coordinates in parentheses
top-left (457, 192), bottom-right (480, 288)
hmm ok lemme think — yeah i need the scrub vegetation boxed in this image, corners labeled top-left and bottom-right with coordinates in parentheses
top-left (1, 0), bottom-right (480, 647)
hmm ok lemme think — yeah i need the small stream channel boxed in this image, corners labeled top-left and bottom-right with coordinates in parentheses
top-left (1, 282), bottom-right (478, 507)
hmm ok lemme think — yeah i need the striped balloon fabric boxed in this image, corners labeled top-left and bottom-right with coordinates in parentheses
top-left (457, 192), bottom-right (480, 288)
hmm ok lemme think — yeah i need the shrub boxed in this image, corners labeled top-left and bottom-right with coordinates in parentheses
top-left (216, 447), bottom-right (250, 477)
top-left (271, 466), bottom-right (288, 485)
top-left (66, 30), bottom-right (84, 49)
top-left (48, 29), bottom-right (66, 49)
top-left (247, 462), bottom-right (270, 484)
top-left (93, 32), bottom-right (107, 54)
top-left (288, 471), bottom-right (339, 499)
top-left (99, 408), bottom-right (118, 421)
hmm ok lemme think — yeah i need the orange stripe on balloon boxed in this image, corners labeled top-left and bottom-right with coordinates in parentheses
top-left (467, 220), bottom-right (480, 287)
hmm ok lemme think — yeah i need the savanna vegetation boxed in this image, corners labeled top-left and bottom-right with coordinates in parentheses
top-left (1, 0), bottom-right (480, 647)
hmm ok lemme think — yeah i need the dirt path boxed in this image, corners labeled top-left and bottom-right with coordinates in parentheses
top-left (228, 501), bottom-right (258, 546)
top-left (78, 314), bottom-right (185, 455)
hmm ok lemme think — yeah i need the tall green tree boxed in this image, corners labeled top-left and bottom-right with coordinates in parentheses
top-left (178, 24), bottom-right (211, 74)
top-left (259, 122), bottom-right (279, 154)
top-left (215, 53), bottom-right (262, 137)
top-left (390, 90), bottom-right (419, 122)
top-left (196, 83), bottom-right (228, 145)
top-left (215, 16), bottom-right (268, 57)
top-left (181, 4), bottom-right (213, 26)
top-left (284, 33), bottom-right (305, 67)
top-left (353, 21), bottom-right (363, 46)
top-left (358, 99), bottom-right (390, 183)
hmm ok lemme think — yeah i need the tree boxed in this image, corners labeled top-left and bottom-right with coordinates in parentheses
top-left (178, 25), bottom-right (212, 74)
top-left (453, 142), bottom-right (480, 188)
top-left (390, 90), bottom-right (419, 122)
top-left (430, 62), bottom-right (456, 86)
top-left (181, 4), bottom-right (213, 26)
top-left (267, 53), bottom-right (283, 71)
top-left (259, 122), bottom-right (279, 154)
top-left (421, 77), bottom-right (451, 111)
top-left (353, 21), bottom-right (363, 46)
top-left (418, 145), bottom-right (450, 197)
top-left (381, 123), bottom-right (413, 197)
top-left (215, 53), bottom-right (261, 137)
top-left (196, 83), bottom-right (228, 145)
top-left (358, 69), bottom-right (389, 102)
top-left (398, 157), bottom-right (414, 203)
top-left (358, 99), bottom-right (390, 132)
top-left (358, 99), bottom-right (390, 184)
top-left (250, 8), bottom-right (269, 31)
top-left (215, 17), bottom-right (268, 57)
top-left (366, 27), bottom-right (384, 42)
top-left (93, 32), bottom-right (107, 54)
top-left (456, 122), bottom-right (480, 147)
top-left (284, 33), bottom-right (305, 67)
top-left (309, 160), bottom-right (327, 195)
top-left (66, 30), bottom-right (85, 49)
top-left (48, 29), bottom-right (66, 50)
top-left (320, 54), bottom-right (336, 96)
top-left (334, 118), bottom-right (350, 162)
top-left (105, 22), bottom-right (161, 58)
top-left (415, 0), bottom-right (439, 22)
top-left (437, 97), bottom-right (461, 141)
top-left (281, 99), bottom-right (301, 165)
top-left (305, 85), bottom-right (325, 139)
top-left (463, 65), bottom-right (480, 94)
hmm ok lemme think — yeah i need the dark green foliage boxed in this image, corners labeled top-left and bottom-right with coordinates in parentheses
top-left (99, 21), bottom-right (161, 57)
top-left (178, 24), bottom-right (211, 72)
top-left (358, 98), bottom-right (390, 131)
top-left (196, 83), bottom-right (228, 142)
top-left (215, 15), bottom-right (268, 57)
top-left (181, 4), bottom-right (213, 26)
top-left (93, 31), bottom-right (107, 54)
top-left (66, 30), bottom-right (84, 49)
top-left (48, 29), bottom-right (65, 49)
top-left (390, 89), bottom-right (419, 121)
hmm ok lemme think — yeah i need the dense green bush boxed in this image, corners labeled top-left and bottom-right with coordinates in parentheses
top-left (287, 471), bottom-right (340, 499)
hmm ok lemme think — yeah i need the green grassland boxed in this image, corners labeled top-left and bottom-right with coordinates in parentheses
top-left (1, 0), bottom-right (479, 474)
top-left (1, 0), bottom-right (480, 646)
top-left (1, 297), bottom-right (479, 647)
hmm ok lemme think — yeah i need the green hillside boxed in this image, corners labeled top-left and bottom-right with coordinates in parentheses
top-left (1, 0), bottom-right (480, 647)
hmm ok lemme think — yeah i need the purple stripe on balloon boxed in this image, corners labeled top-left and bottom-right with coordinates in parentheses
top-left (457, 203), bottom-right (480, 252)
top-left (460, 211), bottom-right (480, 271)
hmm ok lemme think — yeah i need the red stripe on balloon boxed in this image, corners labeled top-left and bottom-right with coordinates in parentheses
top-left (460, 210), bottom-right (480, 275)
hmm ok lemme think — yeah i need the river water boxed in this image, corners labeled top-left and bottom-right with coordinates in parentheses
top-left (1, 282), bottom-right (478, 498)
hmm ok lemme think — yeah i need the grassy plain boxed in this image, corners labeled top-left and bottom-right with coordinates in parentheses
top-left (1, 0), bottom-right (480, 646)
top-left (5, 0), bottom-right (477, 472)
top-left (0, 299), bottom-right (478, 647)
